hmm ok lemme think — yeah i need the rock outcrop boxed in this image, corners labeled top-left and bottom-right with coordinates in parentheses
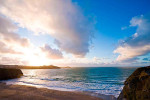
top-left (0, 68), bottom-right (23, 80)
top-left (118, 66), bottom-right (150, 100)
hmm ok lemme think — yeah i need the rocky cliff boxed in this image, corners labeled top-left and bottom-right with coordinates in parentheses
top-left (0, 68), bottom-right (23, 80)
top-left (118, 66), bottom-right (150, 100)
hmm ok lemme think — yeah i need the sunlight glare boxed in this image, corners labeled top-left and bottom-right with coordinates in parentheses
top-left (23, 48), bottom-right (49, 66)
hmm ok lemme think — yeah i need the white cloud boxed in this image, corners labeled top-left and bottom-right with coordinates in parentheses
top-left (0, 14), bottom-right (66, 65)
top-left (0, 15), bottom-right (34, 65)
top-left (0, 0), bottom-right (95, 57)
top-left (0, 56), bottom-right (29, 65)
top-left (121, 26), bottom-right (128, 30)
top-left (132, 33), bottom-right (138, 39)
top-left (0, 15), bottom-right (30, 54)
top-left (0, 41), bottom-right (22, 54)
top-left (40, 44), bottom-right (63, 59)
top-left (114, 14), bottom-right (150, 61)
top-left (52, 56), bottom-right (106, 67)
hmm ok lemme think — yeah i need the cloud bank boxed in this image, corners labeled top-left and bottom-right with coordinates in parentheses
top-left (114, 14), bottom-right (150, 61)
top-left (0, 0), bottom-right (94, 57)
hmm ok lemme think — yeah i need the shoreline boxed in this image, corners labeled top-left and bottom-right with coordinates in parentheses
top-left (0, 82), bottom-right (116, 100)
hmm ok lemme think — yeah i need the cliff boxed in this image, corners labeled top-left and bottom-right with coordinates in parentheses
top-left (118, 66), bottom-right (150, 100)
top-left (0, 68), bottom-right (23, 80)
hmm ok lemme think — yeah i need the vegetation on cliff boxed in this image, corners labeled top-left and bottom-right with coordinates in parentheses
top-left (118, 66), bottom-right (150, 100)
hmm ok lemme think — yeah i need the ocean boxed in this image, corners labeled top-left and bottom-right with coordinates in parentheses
top-left (3, 67), bottom-right (137, 97)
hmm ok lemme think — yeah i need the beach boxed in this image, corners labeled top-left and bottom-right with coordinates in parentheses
top-left (2, 67), bottom-right (136, 99)
top-left (0, 82), bottom-right (105, 100)
top-left (0, 0), bottom-right (149, 99)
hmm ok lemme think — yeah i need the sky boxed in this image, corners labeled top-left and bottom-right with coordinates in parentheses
top-left (0, 0), bottom-right (150, 67)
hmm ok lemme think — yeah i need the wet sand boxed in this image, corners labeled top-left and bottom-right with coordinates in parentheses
top-left (0, 82), bottom-right (104, 100)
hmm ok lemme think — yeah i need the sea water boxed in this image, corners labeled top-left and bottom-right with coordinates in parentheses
top-left (4, 67), bottom-right (137, 97)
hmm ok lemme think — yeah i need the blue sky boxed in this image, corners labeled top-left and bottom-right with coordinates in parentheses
top-left (73, 0), bottom-right (150, 65)
top-left (0, 0), bottom-right (150, 67)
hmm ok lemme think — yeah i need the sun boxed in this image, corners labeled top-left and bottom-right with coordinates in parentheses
top-left (23, 48), bottom-right (49, 66)
top-left (27, 55), bottom-right (47, 66)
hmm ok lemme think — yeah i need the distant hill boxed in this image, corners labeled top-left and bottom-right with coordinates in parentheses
top-left (0, 65), bottom-right (60, 69)
top-left (62, 66), bottom-right (71, 68)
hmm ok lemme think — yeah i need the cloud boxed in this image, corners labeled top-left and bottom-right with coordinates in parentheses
top-left (0, 0), bottom-right (95, 57)
top-left (114, 14), bottom-right (150, 61)
top-left (0, 41), bottom-right (22, 54)
top-left (93, 57), bottom-right (101, 62)
top-left (0, 14), bottom-right (65, 65)
top-left (0, 56), bottom-right (29, 65)
top-left (0, 15), bottom-right (30, 54)
top-left (40, 44), bottom-right (63, 59)
top-left (121, 26), bottom-right (128, 30)
top-left (53, 57), bottom-right (106, 67)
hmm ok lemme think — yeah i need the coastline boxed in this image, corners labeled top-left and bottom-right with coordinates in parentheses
top-left (0, 82), bottom-right (116, 100)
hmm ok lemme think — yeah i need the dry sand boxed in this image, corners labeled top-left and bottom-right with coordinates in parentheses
top-left (0, 82), bottom-right (102, 100)
top-left (0, 82), bottom-right (116, 100)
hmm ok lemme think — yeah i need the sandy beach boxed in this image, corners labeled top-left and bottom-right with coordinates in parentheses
top-left (0, 82), bottom-right (106, 100)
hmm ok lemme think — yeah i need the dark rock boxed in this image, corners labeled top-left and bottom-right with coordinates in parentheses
top-left (118, 66), bottom-right (150, 100)
top-left (0, 68), bottom-right (23, 80)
